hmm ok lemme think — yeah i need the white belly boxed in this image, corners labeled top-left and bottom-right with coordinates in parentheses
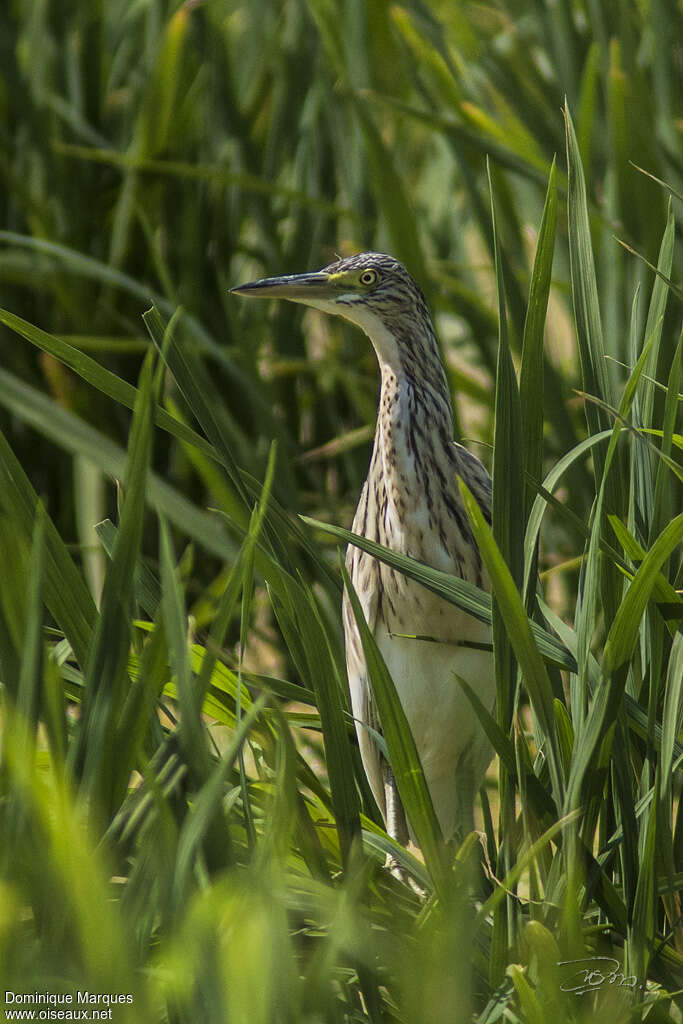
top-left (375, 614), bottom-right (494, 838)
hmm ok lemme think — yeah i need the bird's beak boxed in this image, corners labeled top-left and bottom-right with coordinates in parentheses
top-left (231, 271), bottom-right (335, 302)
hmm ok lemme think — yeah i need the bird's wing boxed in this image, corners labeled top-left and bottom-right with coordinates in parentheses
top-left (451, 441), bottom-right (492, 522)
top-left (342, 480), bottom-right (385, 819)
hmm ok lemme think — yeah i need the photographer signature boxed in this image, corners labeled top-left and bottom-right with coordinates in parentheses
top-left (558, 957), bottom-right (639, 996)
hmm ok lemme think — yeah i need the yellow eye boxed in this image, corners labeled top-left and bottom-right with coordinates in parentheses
top-left (359, 268), bottom-right (379, 286)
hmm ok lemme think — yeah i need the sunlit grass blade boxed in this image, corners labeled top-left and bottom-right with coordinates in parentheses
top-left (1, 710), bottom-right (149, 1007)
top-left (173, 695), bottom-right (266, 909)
top-left (194, 444), bottom-right (277, 718)
top-left (473, 809), bottom-right (581, 930)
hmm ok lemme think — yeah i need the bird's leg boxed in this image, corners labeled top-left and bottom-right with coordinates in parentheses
top-left (382, 760), bottom-right (413, 886)
top-left (384, 762), bottom-right (409, 846)
top-left (382, 765), bottom-right (428, 897)
top-left (453, 776), bottom-right (476, 844)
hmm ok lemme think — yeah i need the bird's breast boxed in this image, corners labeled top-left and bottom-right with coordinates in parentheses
top-left (359, 383), bottom-right (488, 641)
top-left (373, 484), bottom-right (485, 646)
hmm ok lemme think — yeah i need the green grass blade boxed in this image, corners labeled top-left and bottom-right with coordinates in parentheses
top-left (159, 515), bottom-right (208, 781)
top-left (72, 350), bottom-right (156, 818)
top-left (456, 675), bottom-right (516, 775)
top-left (602, 512), bottom-right (683, 676)
top-left (577, 42), bottom-right (600, 172)
top-left (145, 308), bottom-right (331, 584)
top-left (660, 634), bottom-right (683, 804)
top-left (574, 329), bottom-right (656, 710)
top-left (520, 157), bottom-right (557, 523)
top-left (488, 158), bottom-right (524, 720)
top-left (523, 429), bottom-right (612, 596)
top-left (295, 580), bottom-right (361, 866)
top-left (96, 518), bottom-right (161, 617)
top-left (116, 613), bottom-right (169, 793)
top-left (0, 365), bottom-right (247, 568)
top-left (650, 329), bottom-right (682, 547)
top-left (237, 444), bottom-right (277, 839)
top-left (0, 230), bottom-right (230, 361)
top-left (16, 504), bottom-right (47, 731)
top-left (0, 426), bottom-right (97, 670)
top-left (457, 477), bottom-right (563, 807)
top-left (474, 809), bottom-right (581, 930)
top-left (173, 696), bottom-right (266, 909)
top-left (354, 102), bottom-right (429, 296)
top-left (488, 157), bottom-right (525, 975)
top-left (143, 305), bottom-right (252, 513)
top-left (607, 515), bottom-right (682, 629)
top-left (304, 516), bottom-right (578, 673)
top-left (641, 198), bottom-right (675, 431)
top-left (340, 560), bottom-right (449, 893)
top-left (2, 713), bottom-right (147, 1006)
top-left (564, 101), bottom-right (615, 446)
top-left (0, 306), bottom-right (218, 465)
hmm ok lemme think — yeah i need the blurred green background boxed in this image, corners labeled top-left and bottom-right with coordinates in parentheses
top-left (0, 1), bottom-right (680, 1022)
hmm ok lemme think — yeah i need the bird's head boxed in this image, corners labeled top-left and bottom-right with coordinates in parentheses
top-left (232, 252), bottom-right (433, 371)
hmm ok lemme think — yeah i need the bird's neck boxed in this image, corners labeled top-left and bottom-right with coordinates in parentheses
top-left (368, 311), bottom-right (453, 431)
top-left (374, 306), bottom-right (454, 438)
top-left (361, 310), bottom-right (457, 509)
top-left (380, 356), bottom-right (452, 421)
top-left (373, 355), bottom-right (455, 491)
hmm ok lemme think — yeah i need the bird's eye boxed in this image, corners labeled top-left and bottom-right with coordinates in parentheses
top-left (359, 269), bottom-right (379, 286)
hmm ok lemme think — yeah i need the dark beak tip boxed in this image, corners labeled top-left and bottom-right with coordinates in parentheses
top-left (230, 271), bottom-right (332, 300)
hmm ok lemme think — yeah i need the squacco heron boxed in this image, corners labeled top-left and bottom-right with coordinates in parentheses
top-left (233, 252), bottom-right (494, 846)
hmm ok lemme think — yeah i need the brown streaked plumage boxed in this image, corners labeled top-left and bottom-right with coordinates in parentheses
top-left (233, 252), bottom-right (494, 846)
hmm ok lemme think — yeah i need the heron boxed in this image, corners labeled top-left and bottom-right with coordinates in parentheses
top-left (232, 252), bottom-right (494, 848)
